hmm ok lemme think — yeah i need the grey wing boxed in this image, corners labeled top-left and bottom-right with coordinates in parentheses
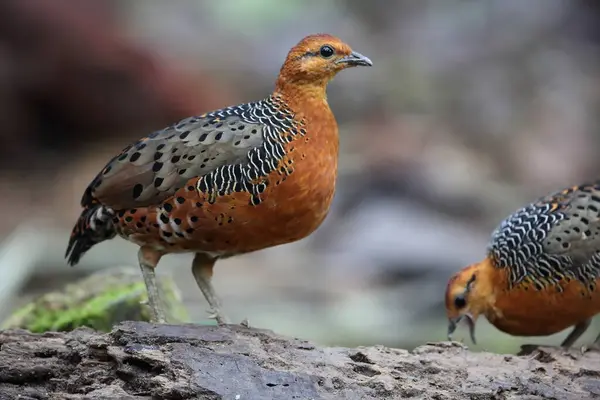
top-left (542, 188), bottom-right (600, 266)
top-left (86, 112), bottom-right (266, 210)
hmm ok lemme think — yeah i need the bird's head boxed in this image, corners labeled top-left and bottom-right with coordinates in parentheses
top-left (275, 33), bottom-right (372, 95)
top-left (445, 257), bottom-right (496, 345)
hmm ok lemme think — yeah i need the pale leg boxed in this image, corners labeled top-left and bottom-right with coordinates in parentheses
top-left (138, 247), bottom-right (166, 323)
top-left (192, 253), bottom-right (229, 325)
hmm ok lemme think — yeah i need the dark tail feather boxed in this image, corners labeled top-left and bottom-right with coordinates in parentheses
top-left (65, 204), bottom-right (116, 266)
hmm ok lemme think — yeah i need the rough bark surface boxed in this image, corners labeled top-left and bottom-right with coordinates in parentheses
top-left (0, 321), bottom-right (599, 399)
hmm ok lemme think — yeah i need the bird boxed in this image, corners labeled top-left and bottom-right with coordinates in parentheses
top-left (445, 181), bottom-right (600, 353)
top-left (65, 33), bottom-right (373, 325)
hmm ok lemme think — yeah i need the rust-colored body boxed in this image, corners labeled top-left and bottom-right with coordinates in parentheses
top-left (446, 182), bottom-right (600, 350)
top-left (118, 96), bottom-right (337, 256)
top-left (65, 34), bottom-right (372, 324)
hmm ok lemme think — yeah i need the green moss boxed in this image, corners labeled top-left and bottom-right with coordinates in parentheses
top-left (2, 267), bottom-right (189, 333)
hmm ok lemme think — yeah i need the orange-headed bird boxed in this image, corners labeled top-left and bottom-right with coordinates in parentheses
top-left (66, 34), bottom-right (372, 325)
top-left (446, 182), bottom-right (600, 351)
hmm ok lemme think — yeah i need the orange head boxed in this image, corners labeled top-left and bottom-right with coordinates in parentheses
top-left (275, 33), bottom-right (372, 94)
top-left (445, 257), bottom-right (496, 344)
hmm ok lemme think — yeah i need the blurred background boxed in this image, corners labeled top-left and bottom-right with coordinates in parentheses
top-left (1, 0), bottom-right (600, 354)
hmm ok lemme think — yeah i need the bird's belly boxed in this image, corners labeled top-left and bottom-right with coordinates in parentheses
top-left (197, 142), bottom-right (338, 253)
top-left (220, 176), bottom-right (336, 251)
top-left (487, 281), bottom-right (600, 336)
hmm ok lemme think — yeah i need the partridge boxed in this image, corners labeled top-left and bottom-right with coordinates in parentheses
top-left (66, 34), bottom-right (372, 325)
top-left (446, 182), bottom-right (600, 352)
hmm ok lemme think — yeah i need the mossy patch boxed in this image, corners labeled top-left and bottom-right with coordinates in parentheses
top-left (2, 267), bottom-right (189, 333)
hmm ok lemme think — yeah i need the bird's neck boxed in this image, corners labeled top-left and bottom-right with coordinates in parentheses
top-left (476, 256), bottom-right (499, 293)
top-left (465, 257), bottom-right (501, 318)
top-left (273, 79), bottom-right (330, 112)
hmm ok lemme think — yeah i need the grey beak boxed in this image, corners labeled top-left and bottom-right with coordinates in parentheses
top-left (447, 317), bottom-right (459, 341)
top-left (447, 315), bottom-right (477, 345)
top-left (337, 51), bottom-right (373, 67)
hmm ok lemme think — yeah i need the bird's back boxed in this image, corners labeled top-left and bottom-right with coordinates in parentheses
top-left (489, 182), bottom-right (600, 290)
top-left (84, 95), bottom-right (299, 210)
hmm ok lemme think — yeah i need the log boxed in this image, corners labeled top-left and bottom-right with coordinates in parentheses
top-left (0, 321), bottom-right (598, 399)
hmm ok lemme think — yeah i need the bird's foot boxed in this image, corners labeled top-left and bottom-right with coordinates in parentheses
top-left (518, 344), bottom-right (579, 360)
top-left (517, 344), bottom-right (543, 356)
top-left (150, 308), bottom-right (167, 324)
top-left (140, 300), bottom-right (167, 324)
top-left (579, 343), bottom-right (600, 354)
top-left (206, 308), bottom-right (229, 326)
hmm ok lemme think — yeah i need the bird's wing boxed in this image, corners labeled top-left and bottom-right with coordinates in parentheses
top-left (540, 183), bottom-right (600, 266)
top-left (82, 98), bottom-right (295, 210)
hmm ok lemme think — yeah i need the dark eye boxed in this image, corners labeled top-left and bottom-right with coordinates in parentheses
top-left (454, 295), bottom-right (466, 309)
top-left (319, 45), bottom-right (335, 58)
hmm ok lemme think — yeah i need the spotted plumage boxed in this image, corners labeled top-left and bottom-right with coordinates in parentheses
top-left (446, 181), bottom-right (600, 351)
top-left (85, 94), bottom-right (301, 211)
top-left (488, 182), bottom-right (600, 292)
top-left (65, 33), bottom-right (372, 325)
top-left (70, 94), bottom-right (305, 257)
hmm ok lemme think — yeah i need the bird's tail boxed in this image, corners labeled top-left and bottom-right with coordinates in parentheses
top-left (65, 204), bottom-right (116, 266)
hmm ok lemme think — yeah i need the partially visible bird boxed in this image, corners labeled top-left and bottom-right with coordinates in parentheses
top-left (445, 182), bottom-right (600, 352)
top-left (65, 33), bottom-right (372, 325)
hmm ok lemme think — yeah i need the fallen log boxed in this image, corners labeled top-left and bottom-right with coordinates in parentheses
top-left (0, 321), bottom-right (598, 399)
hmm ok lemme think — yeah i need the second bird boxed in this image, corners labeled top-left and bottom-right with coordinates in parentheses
top-left (446, 181), bottom-right (600, 352)
top-left (65, 34), bottom-right (372, 325)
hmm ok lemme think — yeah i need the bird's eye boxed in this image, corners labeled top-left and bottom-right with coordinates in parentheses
top-left (454, 295), bottom-right (467, 309)
top-left (319, 45), bottom-right (335, 58)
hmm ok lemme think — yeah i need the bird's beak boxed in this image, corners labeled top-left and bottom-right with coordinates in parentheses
top-left (447, 314), bottom-right (477, 345)
top-left (336, 51), bottom-right (373, 67)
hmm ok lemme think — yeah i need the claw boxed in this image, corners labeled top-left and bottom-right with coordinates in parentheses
top-left (205, 309), bottom-right (229, 325)
top-left (580, 344), bottom-right (600, 354)
top-left (519, 344), bottom-right (583, 360)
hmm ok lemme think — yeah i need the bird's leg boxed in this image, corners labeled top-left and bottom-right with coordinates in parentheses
top-left (581, 324), bottom-right (600, 354)
top-left (138, 246), bottom-right (167, 323)
top-left (192, 253), bottom-right (229, 325)
top-left (562, 319), bottom-right (591, 349)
